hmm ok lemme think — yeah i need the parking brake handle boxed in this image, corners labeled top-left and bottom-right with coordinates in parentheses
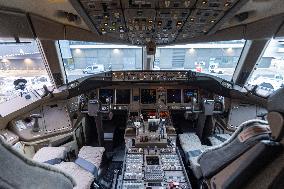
top-left (30, 114), bottom-right (42, 132)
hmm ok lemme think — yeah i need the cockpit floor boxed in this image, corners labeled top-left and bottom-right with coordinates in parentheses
top-left (98, 146), bottom-right (124, 189)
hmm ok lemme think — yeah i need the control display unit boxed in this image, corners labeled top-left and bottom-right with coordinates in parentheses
top-left (99, 89), bottom-right (114, 104)
top-left (146, 155), bottom-right (160, 165)
top-left (167, 89), bottom-right (181, 103)
top-left (141, 89), bottom-right (156, 104)
top-left (116, 89), bottom-right (131, 104)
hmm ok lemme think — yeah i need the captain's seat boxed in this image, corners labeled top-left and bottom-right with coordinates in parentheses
top-left (0, 137), bottom-right (104, 189)
top-left (0, 138), bottom-right (75, 189)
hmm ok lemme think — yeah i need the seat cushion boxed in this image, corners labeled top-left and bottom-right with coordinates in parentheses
top-left (179, 133), bottom-right (210, 159)
top-left (54, 162), bottom-right (94, 189)
top-left (179, 133), bottom-right (210, 179)
top-left (179, 133), bottom-right (202, 153)
top-left (208, 134), bottom-right (231, 146)
top-left (78, 146), bottom-right (105, 168)
top-left (33, 147), bottom-right (67, 165)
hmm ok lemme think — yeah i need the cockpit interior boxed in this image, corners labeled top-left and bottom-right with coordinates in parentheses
top-left (0, 0), bottom-right (283, 189)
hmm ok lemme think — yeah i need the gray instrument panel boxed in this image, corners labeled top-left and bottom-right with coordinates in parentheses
top-left (95, 85), bottom-right (224, 114)
top-left (9, 101), bottom-right (72, 141)
top-left (72, 0), bottom-right (241, 45)
top-left (228, 100), bottom-right (267, 129)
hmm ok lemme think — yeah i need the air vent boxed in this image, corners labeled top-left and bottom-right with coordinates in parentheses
top-left (55, 10), bottom-right (81, 25)
top-left (235, 12), bottom-right (249, 22)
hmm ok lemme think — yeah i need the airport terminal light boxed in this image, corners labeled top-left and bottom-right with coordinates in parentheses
top-left (113, 49), bottom-right (120, 54)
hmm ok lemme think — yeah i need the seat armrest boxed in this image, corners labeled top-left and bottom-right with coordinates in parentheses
top-left (33, 147), bottom-right (68, 164)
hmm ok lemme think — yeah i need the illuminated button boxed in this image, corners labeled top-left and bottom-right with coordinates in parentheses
top-left (225, 2), bottom-right (230, 7)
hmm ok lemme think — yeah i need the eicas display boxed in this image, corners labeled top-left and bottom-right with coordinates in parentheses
top-left (116, 89), bottom-right (131, 104)
top-left (141, 89), bottom-right (156, 104)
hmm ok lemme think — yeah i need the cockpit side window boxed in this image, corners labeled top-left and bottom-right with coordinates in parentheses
top-left (0, 39), bottom-right (52, 104)
top-left (246, 38), bottom-right (284, 91)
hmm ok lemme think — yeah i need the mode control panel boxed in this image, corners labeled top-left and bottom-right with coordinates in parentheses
top-left (112, 71), bottom-right (189, 82)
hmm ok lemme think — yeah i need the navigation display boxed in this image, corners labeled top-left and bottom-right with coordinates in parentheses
top-left (167, 89), bottom-right (181, 103)
top-left (141, 89), bottom-right (156, 104)
top-left (116, 89), bottom-right (131, 104)
top-left (183, 89), bottom-right (198, 103)
top-left (99, 89), bottom-right (114, 104)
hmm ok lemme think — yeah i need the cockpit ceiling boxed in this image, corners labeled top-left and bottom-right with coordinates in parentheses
top-left (222, 0), bottom-right (284, 29)
top-left (0, 0), bottom-right (89, 30)
top-left (0, 0), bottom-right (283, 44)
top-left (71, 0), bottom-right (243, 45)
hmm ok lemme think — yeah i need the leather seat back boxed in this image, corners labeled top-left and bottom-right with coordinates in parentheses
top-left (209, 87), bottom-right (284, 189)
top-left (0, 138), bottom-right (75, 189)
top-left (198, 119), bottom-right (270, 178)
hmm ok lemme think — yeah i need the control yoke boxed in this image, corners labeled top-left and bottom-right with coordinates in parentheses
top-left (203, 99), bottom-right (215, 115)
top-left (84, 97), bottom-right (112, 147)
top-left (86, 97), bottom-right (111, 116)
top-left (30, 114), bottom-right (42, 132)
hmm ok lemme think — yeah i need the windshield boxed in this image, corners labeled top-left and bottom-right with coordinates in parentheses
top-left (58, 41), bottom-right (143, 82)
top-left (0, 39), bottom-right (52, 104)
top-left (247, 38), bottom-right (284, 91)
top-left (59, 40), bottom-right (245, 82)
top-left (154, 40), bottom-right (245, 81)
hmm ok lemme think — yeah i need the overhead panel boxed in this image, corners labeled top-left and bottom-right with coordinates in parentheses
top-left (74, 0), bottom-right (242, 45)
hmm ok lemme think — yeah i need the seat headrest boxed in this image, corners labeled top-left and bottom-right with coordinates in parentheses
top-left (267, 87), bottom-right (284, 113)
top-left (267, 88), bottom-right (284, 141)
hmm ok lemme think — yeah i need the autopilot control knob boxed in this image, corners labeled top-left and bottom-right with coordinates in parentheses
top-left (30, 114), bottom-right (42, 132)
